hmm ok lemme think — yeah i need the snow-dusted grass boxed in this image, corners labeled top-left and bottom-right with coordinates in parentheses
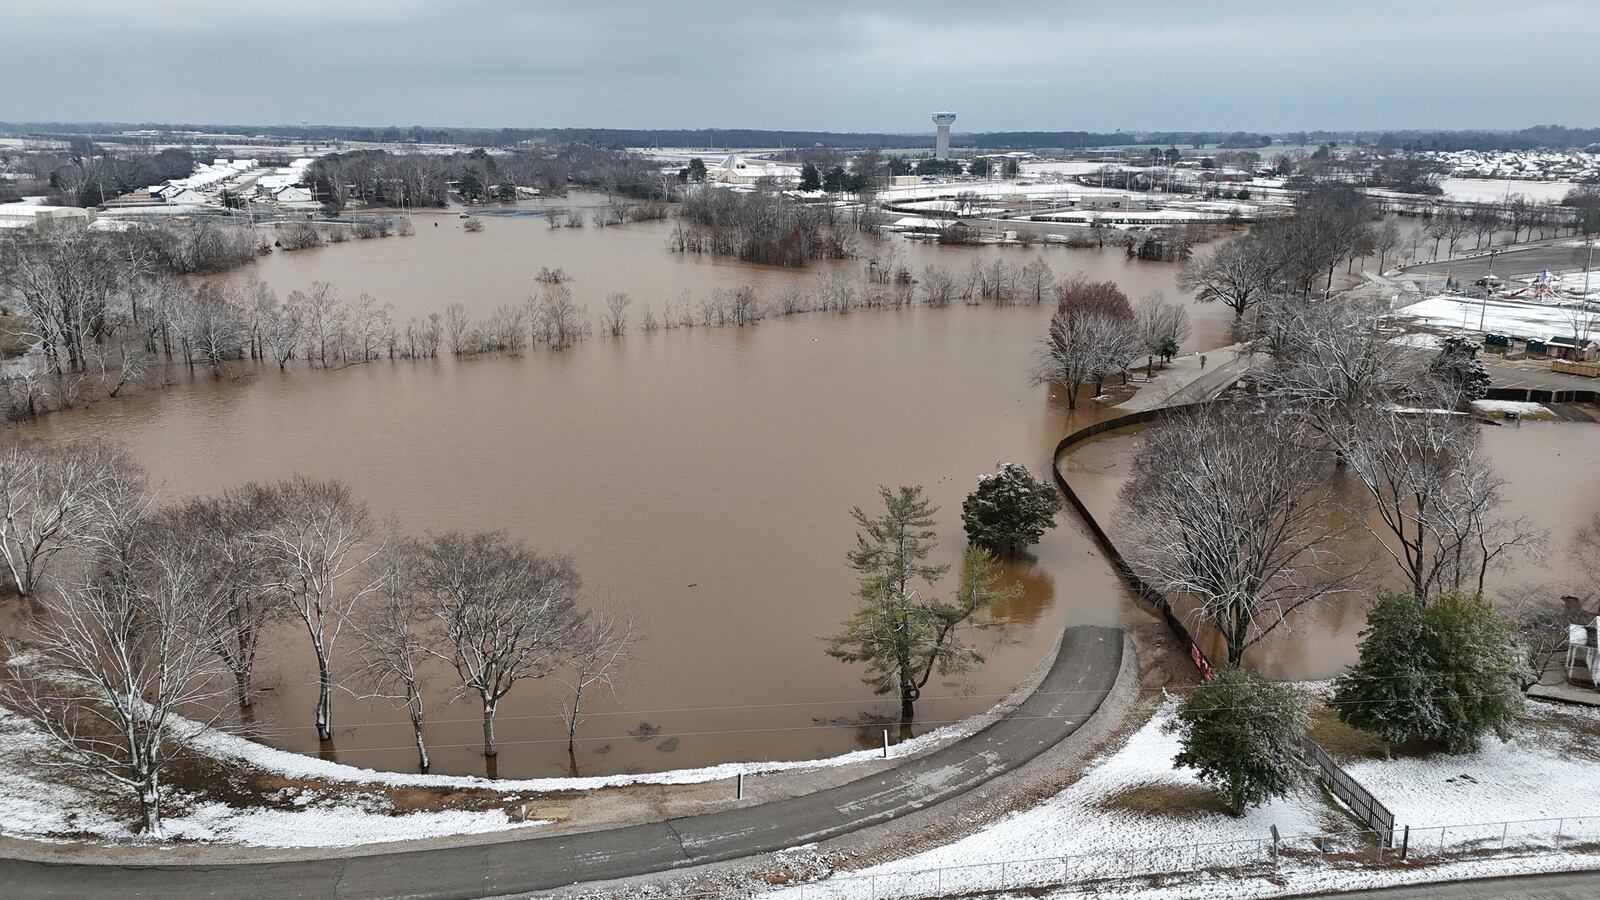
top-left (187, 709), bottom-right (982, 794)
top-left (0, 708), bottom-right (547, 847)
top-left (771, 697), bottom-right (1339, 899)
top-left (1349, 702), bottom-right (1600, 830)
top-left (770, 698), bottom-right (1600, 900)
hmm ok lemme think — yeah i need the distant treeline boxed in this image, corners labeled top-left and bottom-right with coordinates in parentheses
top-left (5, 122), bottom-right (1598, 152)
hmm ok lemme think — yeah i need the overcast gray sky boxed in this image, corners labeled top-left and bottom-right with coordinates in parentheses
top-left (6, 0), bottom-right (1597, 133)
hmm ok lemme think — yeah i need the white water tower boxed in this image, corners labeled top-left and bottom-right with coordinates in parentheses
top-left (932, 112), bottom-right (956, 160)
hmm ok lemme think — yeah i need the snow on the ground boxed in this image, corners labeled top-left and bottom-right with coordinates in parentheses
top-left (1396, 294), bottom-right (1589, 338)
top-left (768, 699), bottom-right (1600, 900)
top-left (771, 698), bottom-right (1334, 900)
top-left (1348, 702), bottom-right (1600, 830)
top-left (1439, 178), bottom-right (1580, 205)
top-left (1471, 399), bottom-right (1549, 416)
top-left (0, 708), bottom-right (547, 847)
top-left (185, 706), bottom-right (983, 794)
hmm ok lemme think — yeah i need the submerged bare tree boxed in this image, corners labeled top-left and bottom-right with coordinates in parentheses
top-left (0, 517), bottom-right (230, 835)
top-left (349, 553), bottom-right (435, 772)
top-left (1338, 408), bottom-right (1544, 603)
top-left (1120, 404), bottom-right (1354, 666)
top-left (415, 532), bottom-right (582, 758)
top-left (555, 605), bottom-right (643, 763)
top-left (600, 292), bottom-right (633, 337)
top-left (254, 477), bottom-right (387, 742)
top-left (0, 440), bottom-right (140, 596)
top-left (168, 489), bottom-right (282, 709)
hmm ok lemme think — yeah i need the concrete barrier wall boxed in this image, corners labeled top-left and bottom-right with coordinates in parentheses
top-left (1050, 404), bottom-right (1216, 675)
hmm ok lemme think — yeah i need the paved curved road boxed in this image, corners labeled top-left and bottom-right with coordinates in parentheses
top-left (1318, 870), bottom-right (1600, 899)
top-left (1, 626), bottom-right (1124, 900)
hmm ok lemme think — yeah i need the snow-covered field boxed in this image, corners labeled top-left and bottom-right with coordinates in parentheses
top-left (1440, 178), bottom-right (1581, 204)
top-left (1396, 294), bottom-right (1590, 338)
top-left (1351, 702), bottom-right (1600, 830)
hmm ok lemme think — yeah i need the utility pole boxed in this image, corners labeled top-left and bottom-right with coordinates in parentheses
top-left (1479, 249), bottom-right (1498, 332)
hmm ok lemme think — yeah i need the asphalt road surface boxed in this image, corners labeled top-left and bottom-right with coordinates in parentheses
top-left (1407, 240), bottom-right (1596, 281)
top-left (0, 627), bottom-right (1125, 900)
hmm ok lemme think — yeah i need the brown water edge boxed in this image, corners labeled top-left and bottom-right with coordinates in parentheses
top-left (4, 200), bottom-right (1241, 779)
top-left (1061, 418), bottom-right (1600, 680)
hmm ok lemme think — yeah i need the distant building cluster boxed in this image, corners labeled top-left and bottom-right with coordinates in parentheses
top-left (1435, 148), bottom-right (1600, 182)
top-left (141, 156), bottom-right (318, 207)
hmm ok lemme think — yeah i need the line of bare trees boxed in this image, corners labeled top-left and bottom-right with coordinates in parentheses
top-left (0, 443), bottom-right (642, 834)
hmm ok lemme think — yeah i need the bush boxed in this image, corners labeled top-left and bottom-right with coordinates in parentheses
top-left (1333, 591), bottom-right (1525, 753)
top-left (1165, 667), bottom-right (1308, 815)
top-left (960, 463), bottom-right (1063, 553)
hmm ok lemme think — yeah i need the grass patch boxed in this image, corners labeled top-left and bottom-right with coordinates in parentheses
top-left (1306, 707), bottom-right (1389, 763)
top-left (1097, 782), bottom-right (1230, 818)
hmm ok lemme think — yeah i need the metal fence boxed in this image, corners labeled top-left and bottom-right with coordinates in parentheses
top-left (1401, 815), bottom-right (1600, 861)
top-left (1301, 737), bottom-right (1396, 846)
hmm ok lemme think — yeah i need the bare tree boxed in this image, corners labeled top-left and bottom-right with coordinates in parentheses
top-left (416, 532), bottom-right (582, 758)
top-left (1134, 291), bottom-right (1191, 375)
top-left (167, 489), bottom-right (281, 709)
top-left (1120, 404), bottom-right (1353, 666)
top-left (0, 441), bottom-right (137, 596)
top-left (254, 477), bottom-right (387, 742)
top-left (0, 519), bottom-right (230, 835)
top-left (535, 286), bottom-right (587, 349)
top-left (1339, 408), bottom-right (1544, 602)
top-left (349, 553), bottom-right (435, 772)
top-left (555, 606), bottom-right (643, 763)
top-left (600, 292), bottom-right (633, 337)
top-left (1031, 279), bottom-right (1137, 409)
top-left (1176, 235), bottom-right (1276, 320)
top-left (444, 302), bottom-right (470, 356)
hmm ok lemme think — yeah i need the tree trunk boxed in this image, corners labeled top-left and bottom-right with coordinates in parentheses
top-left (482, 700), bottom-right (498, 757)
top-left (137, 773), bottom-right (162, 836)
top-left (315, 656), bottom-right (332, 742)
top-left (234, 670), bottom-right (252, 710)
top-left (413, 718), bottom-right (430, 773)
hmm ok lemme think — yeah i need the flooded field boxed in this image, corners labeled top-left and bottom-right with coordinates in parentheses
top-left (1060, 417), bottom-right (1600, 679)
top-left (10, 199), bottom-right (1242, 779)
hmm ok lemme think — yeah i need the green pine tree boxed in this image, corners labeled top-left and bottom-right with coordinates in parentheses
top-left (825, 488), bottom-right (1012, 720)
top-left (1166, 667), bottom-right (1308, 815)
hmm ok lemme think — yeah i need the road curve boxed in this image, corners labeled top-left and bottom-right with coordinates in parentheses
top-left (1, 625), bottom-right (1125, 900)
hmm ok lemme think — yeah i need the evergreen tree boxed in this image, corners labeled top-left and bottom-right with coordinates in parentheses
top-left (1334, 590), bottom-right (1525, 753)
top-left (960, 463), bottom-right (1064, 554)
top-left (1165, 667), bottom-right (1308, 815)
top-left (969, 157), bottom-right (992, 178)
top-left (799, 162), bottom-right (821, 192)
top-left (1332, 591), bottom-right (1443, 753)
top-left (1428, 335), bottom-right (1491, 403)
top-left (825, 488), bottom-right (1011, 720)
top-left (1423, 592), bottom-right (1526, 752)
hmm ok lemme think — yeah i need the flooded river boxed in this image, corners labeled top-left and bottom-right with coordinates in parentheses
top-left (14, 197), bottom-right (1238, 778)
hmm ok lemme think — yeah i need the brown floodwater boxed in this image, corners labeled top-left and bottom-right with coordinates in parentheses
top-left (1060, 417), bottom-right (1600, 680)
top-left (9, 198), bottom-right (1238, 779)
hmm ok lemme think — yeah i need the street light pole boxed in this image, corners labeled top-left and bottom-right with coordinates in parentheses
top-left (1480, 249), bottom-right (1498, 332)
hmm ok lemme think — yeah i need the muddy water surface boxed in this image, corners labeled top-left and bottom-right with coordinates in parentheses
top-left (14, 203), bottom-right (1236, 778)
